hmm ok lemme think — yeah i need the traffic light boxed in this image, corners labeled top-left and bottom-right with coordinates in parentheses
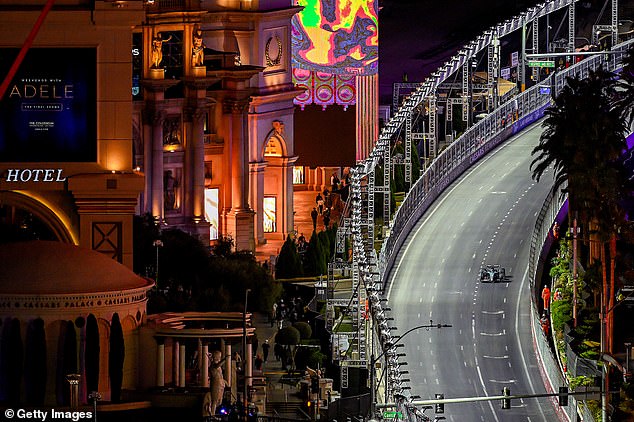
top-left (558, 386), bottom-right (568, 406)
top-left (435, 393), bottom-right (444, 414)
top-left (501, 387), bottom-right (511, 409)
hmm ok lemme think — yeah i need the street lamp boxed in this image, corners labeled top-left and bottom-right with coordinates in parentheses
top-left (243, 288), bottom-right (251, 419)
top-left (369, 322), bottom-right (451, 420)
top-left (153, 239), bottom-right (163, 286)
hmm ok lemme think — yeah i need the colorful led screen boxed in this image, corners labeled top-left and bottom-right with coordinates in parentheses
top-left (0, 48), bottom-right (96, 162)
top-left (292, 0), bottom-right (378, 75)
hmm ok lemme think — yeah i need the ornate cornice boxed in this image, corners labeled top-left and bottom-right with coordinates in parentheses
top-left (140, 78), bottom-right (180, 93)
top-left (0, 284), bottom-right (153, 312)
top-left (222, 98), bottom-right (251, 115)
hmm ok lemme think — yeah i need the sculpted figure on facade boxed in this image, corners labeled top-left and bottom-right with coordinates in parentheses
top-left (208, 350), bottom-right (226, 415)
top-left (151, 32), bottom-right (172, 69)
top-left (192, 26), bottom-right (205, 67)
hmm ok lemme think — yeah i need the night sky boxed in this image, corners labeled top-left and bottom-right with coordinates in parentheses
top-left (378, 0), bottom-right (607, 104)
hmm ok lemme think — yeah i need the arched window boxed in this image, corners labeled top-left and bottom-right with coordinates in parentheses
top-left (263, 120), bottom-right (286, 158)
top-left (264, 136), bottom-right (283, 157)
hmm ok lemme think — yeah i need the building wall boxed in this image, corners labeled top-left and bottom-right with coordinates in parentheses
top-left (135, 2), bottom-right (301, 250)
top-left (0, 2), bottom-right (145, 268)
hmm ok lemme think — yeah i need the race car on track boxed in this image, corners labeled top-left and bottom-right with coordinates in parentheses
top-left (479, 264), bottom-right (506, 282)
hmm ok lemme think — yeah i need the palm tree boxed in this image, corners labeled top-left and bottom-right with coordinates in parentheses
top-left (531, 67), bottom-right (629, 343)
top-left (616, 45), bottom-right (634, 128)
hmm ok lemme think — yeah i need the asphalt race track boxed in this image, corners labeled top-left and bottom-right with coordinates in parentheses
top-left (387, 123), bottom-right (559, 422)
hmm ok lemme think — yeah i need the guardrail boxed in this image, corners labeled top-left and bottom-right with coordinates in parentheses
top-left (381, 39), bottom-right (634, 420)
top-left (379, 38), bottom-right (634, 288)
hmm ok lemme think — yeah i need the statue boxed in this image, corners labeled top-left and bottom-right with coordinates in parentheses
top-left (164, 170), bottom-right (178, 211)
top-left (192, 26), bottom-right (205, 67)
top-left (151, 32), bottom-right (172, 69)
top-left (272, 120), bottom-right (285, 136)
top-left (208, 350), bottom-right (226, 416)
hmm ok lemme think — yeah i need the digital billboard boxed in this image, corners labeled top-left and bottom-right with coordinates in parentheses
top-left (0, 48), bottom-right (97, 162)
top-left (292, 0), bottom-right (378, 75)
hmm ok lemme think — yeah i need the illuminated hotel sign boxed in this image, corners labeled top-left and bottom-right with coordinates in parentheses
top-left (292, 0), bottom-right (378, 75)
top-left (0, 48), bottom-right (97, 162)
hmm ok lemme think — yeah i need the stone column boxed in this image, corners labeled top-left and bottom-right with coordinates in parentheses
top-left (142, 109), bottom-right (154, 214)
top-left (191, 107), bottom-right (206, 221)
top-left (141, 79), bottom-right (179, 221)
top-left (156, 338), bottom-right (165, 387)
top-left (249, 161), bottom-right (267, 245)
top-left (201, 343), bottom-right (209, 388)
top-left (282, 156), bottom-right (298, 236)
top-left (224, 98), bottom-right (255, 251)
top-left (246, 341), bottom-right (253, 389)
top-left (182, 112), bottom-right (194, 218)
top-left (173, 339), bottom-right (179, 386)
top-left (355, 74), bottom-right (379, 161)
top-left (179, 343), bottom-right (186, 387)
top-left (151, 110), bottom-right (165, 221)
top-left (225, 98), bottom-right (250, 211)
top-left (224, 342), bottom-right (232, 389)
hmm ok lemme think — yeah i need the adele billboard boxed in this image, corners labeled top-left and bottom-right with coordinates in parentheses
top-left (0, 48), bottom-right (97, 162)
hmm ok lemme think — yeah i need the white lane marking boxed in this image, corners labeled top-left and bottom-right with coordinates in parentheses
top-left (387, 139), bottom-right (515, 300)
top-left (515, 264), bottom-right (547, 420)
top-left (386, 125), bottom-right (543, 420)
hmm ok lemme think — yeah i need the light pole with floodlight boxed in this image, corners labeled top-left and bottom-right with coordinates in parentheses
top-left (243, 288), bottom-right (251, 420)
top-left (369, 321), bottom-right (452, 420)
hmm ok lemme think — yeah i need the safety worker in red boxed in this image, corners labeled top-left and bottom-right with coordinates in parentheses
top-left (552, 222), bottom-right (560, 240)
top-left (540, 313), bottom-right (550, 336)
top-left (542, 285), bottom-right (551, 312)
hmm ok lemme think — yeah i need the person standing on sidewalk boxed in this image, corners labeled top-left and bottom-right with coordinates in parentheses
top-left (542, 285), bottom-right (551, 313)
top-left (311, 207), bottom-right (318, 231)
top-left (262, 340), bottom-right (270, 362)
top-left (316, 193), bottom-right (324, 215)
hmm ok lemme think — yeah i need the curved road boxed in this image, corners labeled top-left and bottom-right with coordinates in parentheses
top-left (387, 123), bottom-right (558, 421)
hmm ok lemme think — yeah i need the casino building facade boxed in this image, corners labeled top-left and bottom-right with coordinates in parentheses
top-left (0, 0), bottom-right (300, 406)
top-left (0, 0), bottom-right (301, 258)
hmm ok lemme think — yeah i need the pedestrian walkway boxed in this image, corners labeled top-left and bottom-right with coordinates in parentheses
top-left (251, 312), bottom-right (307, 419)
top-left (255, 189), bottom-right (345, 263)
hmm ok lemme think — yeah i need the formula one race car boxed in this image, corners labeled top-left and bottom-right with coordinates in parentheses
top-left (479, 264), bottom-right (506, 282)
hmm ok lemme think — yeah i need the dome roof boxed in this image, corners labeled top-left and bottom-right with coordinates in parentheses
top-left (0, 241), bottom-right (153, 294)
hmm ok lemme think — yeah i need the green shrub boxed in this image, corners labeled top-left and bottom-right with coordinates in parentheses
top-left (293, 322), bottom-right (312, 340)
top-left (569, 375), bottom-right (594, 389)
top-left (304, 231), bottom-right (326, 276)
top-left (275, 326), bottom-right (300, 346)
top-left (551, 299), bottom-right (573, 332)
top-left (276, 235), bottom-right (303, 279)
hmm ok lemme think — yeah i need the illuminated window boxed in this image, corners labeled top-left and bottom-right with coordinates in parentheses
top-left (293, 166), bottom-right (304, 184)
top-left (204, 188), bottom-right (219, 240)
top-left (264, 137), bottom-right (283, 157)
top-left (263, 197), bottom-right (276, 233)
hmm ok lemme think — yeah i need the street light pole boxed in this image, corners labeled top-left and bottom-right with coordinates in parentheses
top-left (369, 321), bottom-right (451, 420)
top-left (243, 288), bottom-right (251, 420)
top-left (153, 239), bottom-right (163, 287)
